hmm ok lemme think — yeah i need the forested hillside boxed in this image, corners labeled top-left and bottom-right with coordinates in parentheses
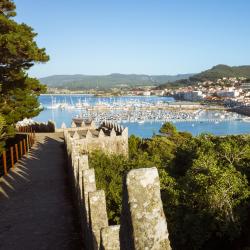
top-left (40, 73), bottom-right (193, 89)
top-left (159, 64), bottom-right (250, 89)
top-left (191, 64), bottom-right (250, 81)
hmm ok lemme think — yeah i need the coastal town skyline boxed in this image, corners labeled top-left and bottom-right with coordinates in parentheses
top-left (14, 0), bottom-right (250, 78)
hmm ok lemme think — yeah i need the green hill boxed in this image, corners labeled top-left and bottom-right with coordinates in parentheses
top-left (40, 73), bottom-right (193, 90)
top-left (158, 64), bottom-right (250, 89)
top-left (190, 64), bottom-right (250, 81)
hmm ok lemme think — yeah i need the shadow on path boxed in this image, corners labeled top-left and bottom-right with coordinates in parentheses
top-left (0, 133), bottom-right (82, 250)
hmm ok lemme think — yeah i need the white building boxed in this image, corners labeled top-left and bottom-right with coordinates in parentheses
top-left (183, 90), bottom-right (204, 101)
top-left (143, 91), bottom-right (151, 96)
top-left (217, 90), bottom-right (240, 98)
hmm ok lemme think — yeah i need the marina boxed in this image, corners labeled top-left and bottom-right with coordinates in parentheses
top-left (35, 94), bottom-right (250, 137)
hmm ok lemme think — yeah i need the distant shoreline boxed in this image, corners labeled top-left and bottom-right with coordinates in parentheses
top-left (41, 93), bottom-right (95, 96)
top-left (40, 94), bottom-right (228, 111)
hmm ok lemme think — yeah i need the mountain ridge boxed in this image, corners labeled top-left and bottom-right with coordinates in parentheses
top-left (40, 73), bottom-right (194, 90)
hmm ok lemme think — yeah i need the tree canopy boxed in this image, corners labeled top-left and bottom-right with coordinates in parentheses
top-left (0, 0), bottom-right (49, 148)
top-left (159, 121), bottom-right (178, 136)
top-left (89, 123), bottom-right (250, 250)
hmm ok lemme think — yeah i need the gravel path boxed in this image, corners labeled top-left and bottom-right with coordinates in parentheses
top-left (0, 133), bottom-right (82, 250)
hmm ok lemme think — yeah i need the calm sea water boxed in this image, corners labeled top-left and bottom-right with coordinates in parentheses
top-left (34, 95), bottom-right (250, 138)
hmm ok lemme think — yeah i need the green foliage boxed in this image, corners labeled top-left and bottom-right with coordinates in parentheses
top-left (0, 113), bottom-right (6, 152)
top-left (89, 123), bottom-right (250, 250)
top-left (89, 151), bottom-right (132, 224)
top-left (0, 114), bottom-right (5, 136)
top-left (0, 0), bottom-right (49, 140)
top-left (159, 122), bottom-right (177, 136)
top-left (0, 0), bottom-right (16, 17)
top-left (178, 153), bottom-right (249, 249)
top-left (168, 134), bottom-right (250, 250)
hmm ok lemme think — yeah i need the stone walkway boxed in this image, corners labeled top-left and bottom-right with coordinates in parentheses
top-left (0, 133), bottom-right (82, 250)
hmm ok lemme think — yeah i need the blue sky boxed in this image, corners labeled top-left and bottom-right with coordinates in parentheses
top-left (14, 0), bottom-right (250, 77)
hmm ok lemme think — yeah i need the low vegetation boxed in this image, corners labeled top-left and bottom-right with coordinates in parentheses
top-left (89, 123), bottom-right (250, 250)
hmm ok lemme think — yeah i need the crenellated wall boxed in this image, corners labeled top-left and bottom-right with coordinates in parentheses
top-left (64, 121), bottom-right (128, 156)
top-left (64, 127), bottom-right (171, 250)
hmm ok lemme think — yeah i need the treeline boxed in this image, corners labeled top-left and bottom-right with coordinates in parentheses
top-left (89, 123), bottom-right (250, 250)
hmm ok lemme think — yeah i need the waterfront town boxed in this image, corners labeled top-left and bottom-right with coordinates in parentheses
top-left (47, 77), bottom-right (250, 108)
top-left (168, 77), bottom-right (250, 107)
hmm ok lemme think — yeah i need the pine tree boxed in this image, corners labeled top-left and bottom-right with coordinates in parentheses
top-left (0, 0), bottom-right (49, 139)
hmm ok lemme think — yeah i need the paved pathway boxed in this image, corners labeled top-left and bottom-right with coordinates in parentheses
top-left (0, 133), bottom-right (82, 250)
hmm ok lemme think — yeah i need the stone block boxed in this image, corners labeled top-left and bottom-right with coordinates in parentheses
top-left (89, 190), bottom-right (108, 250)
top-left (73, 131), bottom-right (80, 139)
top-left (81, 169), bottom-right (97, 246)
top-left (82, 169), bottom-right (97, 222)
top-left (77, 155), bottom-right (89, 204)
top-left (79, 154), bottom-right (89, 171)
top-left (110, 128), bottom-right (116, 137)
top-left (101, 225), bottom-right (120, 250)
top-left (120, 167), bottom-right (171, 250)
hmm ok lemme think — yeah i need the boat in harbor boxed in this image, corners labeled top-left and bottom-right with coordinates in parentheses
top-left (138, 120), bottom-right (145, 124)
top-left (243, 117), bottom-right (250, 122)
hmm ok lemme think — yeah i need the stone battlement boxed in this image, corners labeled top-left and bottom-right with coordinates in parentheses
top-left (63, 121), bottom-right (128, 156)
top-left (64, 128), bottom-right (171, 250)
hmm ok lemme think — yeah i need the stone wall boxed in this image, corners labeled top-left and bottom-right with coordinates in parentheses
top-left (64, 128), bottom-right (171, 250)
top-left (64, 121), bottom-right (128, 156)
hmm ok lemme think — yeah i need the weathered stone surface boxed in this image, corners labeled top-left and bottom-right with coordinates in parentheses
top-left (86, 130), bottom-right (92, 139)
top-left (122, 127), bottom-right (128, 138)
top-left (78, 170), bottom-right (83, 204)
top-left (76, 130), bottom-right (128, 156)
top-left (120, 167), bottom-right (171, 250)
top-left (110, 128), bottom-right (116, 137)
top-left (71, 149), bottom-right (80, 185)
top-left (99, 129), bottom-right (105, 138)
top-left (82, 169), bottom-right (96, 221)
top-left (77, 155), bottom-right (89, 204)
top-left (90, 120), bottom-right (96, 129)
top-left (89, 190), bottom-right (109, 250)
top-left (79, 154), bottom-right (89, 171)
top-left (64, 122), bottom-right (129, 156)
top-left (101, 225), bottom-right (120, 250)
top-left (71, 121), bottom-right (77, 128)
top-left (81, 169), bottom-right (97, 246)
top-left (73, 131), bottom-right (80, 139)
